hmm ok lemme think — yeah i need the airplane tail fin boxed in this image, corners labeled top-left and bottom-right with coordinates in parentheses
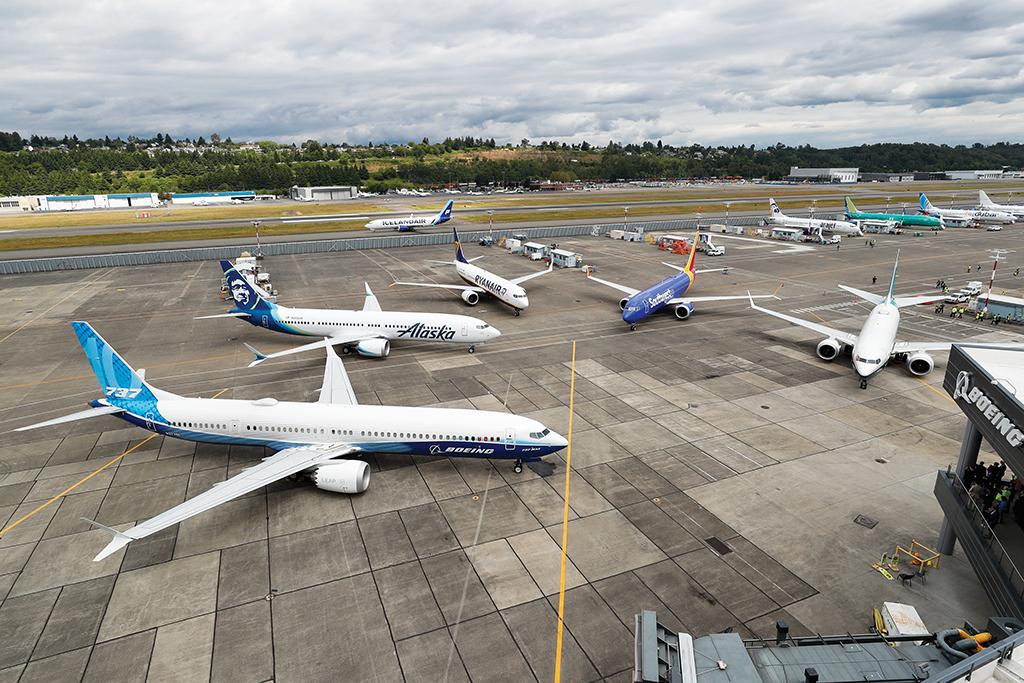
top-left (918, 192), bottom-right (933, 213)
top-left (979, 190), bottom-right (994, 207)
top-left (71, 321), bottom-right (167, 408)
top-left (453, 226), bottom-right (469, 263)
top-left (685, 229), bottom-right (700, 273)
top-left (768, 198), bottom-right (782, 216)
top-left (220, 260), bottom-right (274, 313)
top-left (886, 249), bottom-right (900, 304)
top-left (435, 200), bottom-right (454, 225)
top-left (844, 196), bottom-right (858, 217)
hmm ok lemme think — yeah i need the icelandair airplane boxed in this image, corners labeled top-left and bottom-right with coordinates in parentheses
top-left (749, 251), bottom-right (1023, 388)
top-left (391, 227), bottom-right (552, 315)
top-left (844, 197), bottom-right (944, 229)
top-left (18, 322), bottom-right (567, 561)
top-left (979, 190), bottom-right (1024, 220)
top-left (586, 229), bottom-right (776, 329)
top-left (768, 198), bottom-right (863, 236)
top-left (200, 260), bottom-right (499, 366)
top-left (919, 193), bottom-right (1015, 226)
top-left (365, 200), bottom-right (453, 232)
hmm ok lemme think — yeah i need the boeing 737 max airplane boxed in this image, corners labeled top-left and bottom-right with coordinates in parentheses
top-left (979, 191), bottom-right (1024, 220)
top-left (768, 199), bottom-right (863, 236)
top-left (200, 260), bottom-right (499, 365)
top-left (17, 322), bottom-right (567, 561)
top-left (391, 227), bottom-right (552, 315)
top-left (365, 200), bottom-right (453, 231)
top-left (919, 193), bottom-right (1014, 226)
top-left (749, 251), bottom-right (1021, 388)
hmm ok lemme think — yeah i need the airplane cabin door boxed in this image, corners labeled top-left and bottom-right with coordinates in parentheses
top-left (461, 322), bottom-right (469, 338)
top-left (504, 426), bottom-right (515, 451)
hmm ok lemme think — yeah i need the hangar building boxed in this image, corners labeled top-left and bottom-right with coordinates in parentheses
top-left (290, 185), bottom-right (358, 201)
top-left (786, 167), bottom-right (859, 184)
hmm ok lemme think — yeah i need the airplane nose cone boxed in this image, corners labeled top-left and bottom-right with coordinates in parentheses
top-left (622, 309), bottom-right (642, 325)
top-left (519, 297), bottom-right (529, 309)
top-left (551, 432), bottom-right (569, 449)
top-left (490, 327), bottom-right (502, 339)
top-left (853, 361), bottom-right (872, 378)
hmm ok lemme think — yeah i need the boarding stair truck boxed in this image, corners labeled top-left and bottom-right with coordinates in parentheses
top-left (694, 232), bottom-right (726, 256)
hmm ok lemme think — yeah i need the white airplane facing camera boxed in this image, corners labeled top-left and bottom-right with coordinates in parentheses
top-left (768, 198), bottom-right (863, 236)
top-left (199, 260), bottom-right (499, 366)
top-left (979, 191), bottom-right (1024, 220)
top-left (919, 193), bottom-right (1014, 226)
top-left (365, 200), bottom-right (453, 232)
top-left (17, 322), bottom-right (567, 561)
top-left (749, 251), bottom-right (1023, 388)
top-left (391, 227), bottom-right (552, 315)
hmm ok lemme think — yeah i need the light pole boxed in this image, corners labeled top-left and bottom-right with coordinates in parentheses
top-left (487, 210), bottom-right (493, 234)
top-left (623, 206), bottom-right (629, 230)
top-left (886, 196), bottom-right (892, 212)
top-left (252, 220), bottom-right (263, 259)
top-left (724, 202), bottom-right (731, 225)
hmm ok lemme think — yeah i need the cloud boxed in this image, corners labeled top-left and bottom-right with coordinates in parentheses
top-left (1, 0), bottom-right (1023, 146)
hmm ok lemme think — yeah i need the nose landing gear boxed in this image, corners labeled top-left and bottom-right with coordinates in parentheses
top-left (513, 309), bottom-right (521, 317)
top-left (629, 324), bottom-right (638, 331)
top-left (859, 378), bottom-right (868, 390)
top-left (513, 459), bottom-right (523, 473)
top-left (468, 345), bottom-right (476, 354)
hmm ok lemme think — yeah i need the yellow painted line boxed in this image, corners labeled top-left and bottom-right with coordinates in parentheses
top-left (917, 377), bottom-right (956, 406)
top-left (0, 268), bottom-right (108, 346)
top-left (553, 340), bottom-right (577, 683)
top-left (772, 282), bottom-right (785, 296)
top-left (0, 433), bottom-right (158, 538)
top-left (210, 388), bottom-right (229, 399)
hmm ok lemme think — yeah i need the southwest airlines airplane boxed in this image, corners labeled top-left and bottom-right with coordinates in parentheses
top-left (17, 322), bottom-right (567, 561)
top-left (749, 251), bottom-right (1022, 388)
top-left (392, 227), bottom-right (552, 315)
top-left (365, 200), bottom-right (453, 232)
top-left (586, 229), bottom-right (776, 329)
top-left (768, 198), bottom-right (863, 236)
top-left (919, 192), bottom-right (1015, 226)
top-left (200, 260), bottom-right (499, 366)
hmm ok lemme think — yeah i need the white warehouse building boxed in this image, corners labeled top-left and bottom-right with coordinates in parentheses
top-left (787, 167), bottom-right (859, 183)
top-left (36, 193), bottom-right (160, 211)
top-left (290, 185), bottom-right (358, 201)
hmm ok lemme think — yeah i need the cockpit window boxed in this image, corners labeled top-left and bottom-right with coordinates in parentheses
top-left (855, 356), bottom-right (882, 365)
top-left (529, 428), bottom-right (551, 439)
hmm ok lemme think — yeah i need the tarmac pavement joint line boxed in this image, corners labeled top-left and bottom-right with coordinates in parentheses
top-left (554, 340), bottom-right (577, 683)
top-left (0, 267), bottom-right (108, 346)
top-left (0, 433), bottom-right (158, 538)
top-left (917, 377), bottom-right (957, 406)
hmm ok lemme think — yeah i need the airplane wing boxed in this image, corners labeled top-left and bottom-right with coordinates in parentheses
top-left (661, 262), bottom-right (728, 275)
top-left (15, 404), bottom-right (123, 431)
top-left (362, 283), bottom-right (382, 313)
top-left (837, 285), bottom-right (883, 306)
top-left (892, 294), bottom-right (942, 308)
top-left (194, 312), bottom-right (251, 320)
top-left (509, 262), bottom-right (554, 285)
top-left (748, 293), bottom-right (858, 346)
top-left (390, 281), bottom-right (483, 293)
top-left (88, 442), bottom-right (360, 561)
top-left (319, 344), bottom-right (357, 405)
top-left (585, 272), bottom-right (640, 297)
top-left (244, 331), bottom-right (377, 367)
top-left (671, 294), bottom-right (776, 305)
top-left (893, 341), bottom-right (953, 353)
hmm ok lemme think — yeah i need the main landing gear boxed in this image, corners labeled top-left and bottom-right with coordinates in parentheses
top-left (513, 459), bottom-right (523, 473)
top-left (629, 324), bottom-right (638, 331)
top-left (513, 309), bottom-right (521, 317)
top-left (468, 345), bottom-right (476, 354)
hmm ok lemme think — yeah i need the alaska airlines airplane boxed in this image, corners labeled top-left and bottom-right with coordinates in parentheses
top-left (391, 227), bottom-right (552, 315)
top-left (586, 229), bottom-right (776, 330)
top-left (365, 200), bottom-right (453, 232)
top-left (748, 251), bottom-right (1020, 388)
top-left (979, 191), bottom-right (1024, 220)
top-left (844, 197), bottom-right (944, 229)
top-left (17, 322), bottom-right (566, 561)
top-left (200, 260), bottom-right (499, 366)
top-left (768, 199), bottom-right (863, 236)
top-left (919, 193), bottom-right (1014, 226)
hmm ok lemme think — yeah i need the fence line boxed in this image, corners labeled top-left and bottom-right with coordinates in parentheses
top-left (0, 216), bottom-right (769, 275)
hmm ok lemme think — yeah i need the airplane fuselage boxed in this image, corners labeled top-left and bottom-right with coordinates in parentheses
top-left (850, 302), bottom-right (900, 380)
top-left (455, 261), bottom-right (529, 310)
top-left (242, 304), bottom-right (498, 345)
top-left (366, 216), bottom-right (434, 232)
top-left (770, 214), bottom-right (862, 236)
top-left (923, 207), bottom-right (1014, 225)
top-left (847, 210), bottom-right (943, 228)
top-left (106, 397), bottom-right (566, 462)
top-left (622, 271), bottom-right (693, 325)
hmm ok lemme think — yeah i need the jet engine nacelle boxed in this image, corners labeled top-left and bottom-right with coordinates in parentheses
top-left (311, 460), bottom-right (370, 494)
top-left (461, 290), bottom-right (480, 306)
top-left (907, 351), bottom-right (934, 376)
top-left (619, 297), bottom-right (630, 311)
top-left (816, 338), bottom-right (842, 361)
top-left (674, 302), bottom-right (694, 320)
top-left (356, 338), bottom-right (391, 358)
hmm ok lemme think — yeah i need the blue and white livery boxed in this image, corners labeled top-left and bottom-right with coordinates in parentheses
top-left (392, 226), bottom-right (553, 315)
top-left (586, 229), bottom-right (776, 329)
top-left (200, 260), bottom-right (500, 365)
top-left (365, 200), bottom-right (454, 232)
top-left (979, 191), bottom-right (1024, 220)
top-left (919, 193), bottom-right (1014, 226)
top-left (17, 322), bottom-right (567, 561)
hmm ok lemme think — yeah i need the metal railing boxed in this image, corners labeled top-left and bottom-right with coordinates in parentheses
top-left (0, 216), bottom-right (769, 275)
top-left (940, 468), bottom-right (1024, 601)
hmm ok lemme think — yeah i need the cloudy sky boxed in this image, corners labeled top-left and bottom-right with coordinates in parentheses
top-left (4, 0), bottom-right (1024, 147)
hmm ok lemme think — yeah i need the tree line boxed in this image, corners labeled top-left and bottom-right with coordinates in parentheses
top-left (0, 131), bottom-right (1021, 197)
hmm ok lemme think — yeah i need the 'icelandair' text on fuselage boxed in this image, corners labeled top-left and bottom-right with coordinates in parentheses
top-left (953, 370), bottom-right (1024, 448)
top-left (397, 323), bottom-right (457, 340)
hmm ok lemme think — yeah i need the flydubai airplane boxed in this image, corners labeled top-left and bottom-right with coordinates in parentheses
top-left (768, 198), bottom-right (863, 236)
top-left (17, 322), bottom-right (567, 561)
top-left (919, 193), bottom-right (1014, 226)
top-left (979, 190), bottom-right (1024, 220)
top-left (748, 251), bottom-right (1021, 388)
top-left (391, 227), bottom-right (552, 316)
top-left (586, 229), bottom-right (776, 330)
top-left (365, 200), bottom-right (454, 232)
top-left (199, 260), bottom-right (500, 366)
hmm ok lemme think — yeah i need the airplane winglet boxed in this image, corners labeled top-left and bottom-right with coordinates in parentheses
top-left (243, 342), bottom-right (267, 367)
top-left (82, 517), bottom-right (133, 561)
